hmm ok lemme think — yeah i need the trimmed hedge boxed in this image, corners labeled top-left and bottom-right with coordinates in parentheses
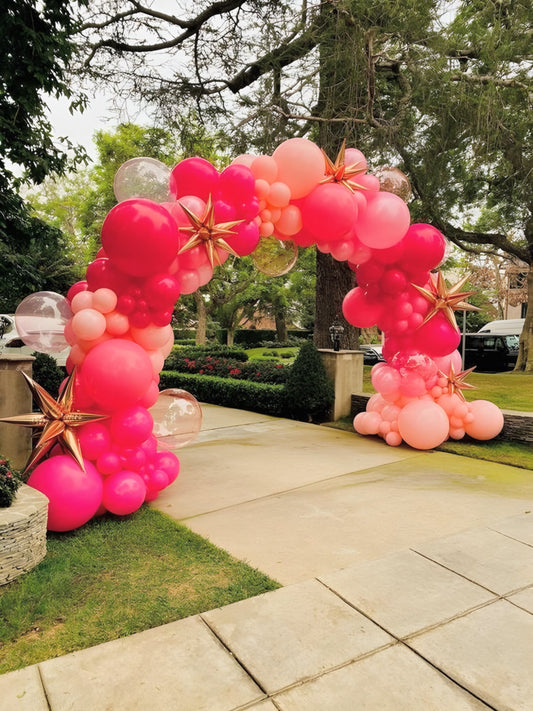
top-left (215, 329), bottom-right (313, 347)
top-left (159, 372), bottom-right (287, 417)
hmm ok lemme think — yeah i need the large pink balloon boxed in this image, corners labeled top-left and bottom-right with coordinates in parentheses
top-left (398, 400), bottom-right (449, 449)
top-left (356, 191), bottom-right (410, 249)
top-left (302, 183), bottom-right (358, 242)
top-left (414, 313), bottom-right (461, 357)
top-left (401, 223), bottom-right (447, 272)
top-left (101, 199), bottom-right (179, 277)
top-left (342, 287), bottom-right (383, 328)
top-left (111, 405), bottom-right (154, 447)
top-left (81, 339), bottom-right (154, 412)
top-left (28, 455), bottom-right (103, 532)
top-left (464, 400), bottom-right (504, 440)
top-left (272, 138), bottom-right (325, 199)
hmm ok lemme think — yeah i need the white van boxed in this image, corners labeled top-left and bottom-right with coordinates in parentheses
top-left (478, 318), bottom-right (525, 335)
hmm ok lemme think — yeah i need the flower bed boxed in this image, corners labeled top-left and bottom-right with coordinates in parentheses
top-left (164, 351), bottom-right (290, 384)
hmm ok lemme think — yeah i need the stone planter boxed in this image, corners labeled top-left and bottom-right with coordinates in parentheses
top-left (0, 484), bottom-right (48, 586)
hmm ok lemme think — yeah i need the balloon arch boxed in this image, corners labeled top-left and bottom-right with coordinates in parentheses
top-left (9, 138), bottom-right (504, 531)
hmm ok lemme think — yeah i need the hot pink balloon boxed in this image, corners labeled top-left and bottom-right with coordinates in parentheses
top-left (102, 470), bottom-right (146, 516)
top-left (356, 191), bottom-right (410, 249)
top-left (342, 287), bottom-right (383, 328)
top-left (401, 224), bottom-right (447, 272)
top-left (302, 183), bottom-right (358, 242)
top-left (28, 455), bottom-right (104, 532)
top-left (398, 400), bottom-right (450, 450)
top-left (110, 406), bottom-right (154, 447)
top-left (170, 157), bottom-right (219, 201)
top-left (101, 199), bottom-right (179, 277)
top-left (218, 163), bottom-right (255, 203)
top-left (414, 313), bottom-right (461, 357)
top-left (78, 422), bottom-right (111, 461)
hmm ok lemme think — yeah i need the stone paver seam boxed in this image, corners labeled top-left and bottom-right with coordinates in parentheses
top-left (36, 663), bottom-right (52, 711)
top-left (504, 588), bottom-right (533, 616)
top-left (486, 525), bottom-right (533, 549)
top-left (314, 577), bottom-right (500, 711)
top-left (408, 545), bottom-right (533, 598)
top-left (200, 605), bottom-right (396, 699)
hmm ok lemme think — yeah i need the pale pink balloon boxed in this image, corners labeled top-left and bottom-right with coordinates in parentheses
top-left (176, 268), bottom-right (201, 294)
top-left (268, 181), bottom-right (291, 207)
top-left (385, 431), bottom-right (402, 446)
top-left (105, 311), bottom-right (130, 337)
top-left (71, 308), bottom-right (107, 341)
top-left (398, 400), bottom-right (449, 450)
top-left (71, 290), bottom-right (95, 313)
top-left (232, 153), bottom-right (256, 167)
top-left (371, 365), bottom-right (401, 398)
top-left (432, 350), bottom-right (463, 374)
top-left (250, 155), bottom-right (278, 182)
top-left (130, 323), bottom-right (173, 351)
top-left (272, 138), bottom-right (325, 199)
top-left (344, 147), bottom-right (368, 172)
top-left (464, 400), bottom-right (504, 440)
top-left (275, 205), bottom-right (303, 237)
top-left (356, 191), bottom-right (410, 249)
top-left (93, 288), bottom-right (117, 314)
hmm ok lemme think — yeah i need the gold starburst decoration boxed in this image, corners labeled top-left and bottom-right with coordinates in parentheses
top-left (440, 363), bottom-right (477, 401)
top-left (320, 139), bottom-right (368, 193)
top-left (178, 195), bottom-right (243, 267)
top-left (412, 272), bottom-right (480, 330)
top-left (0, 369), bottom-right (107, 474)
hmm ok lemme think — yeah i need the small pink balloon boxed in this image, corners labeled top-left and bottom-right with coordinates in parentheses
top-left (154, 451), bottom-right (180, 484)
top-left (103, 470), bottom-right (146, 515)
top-left (170, 157), bottom-right (219, 201)
top-left (93, 288), bottom-right (118, 314)
top-left (28, 455), bottom-right (103, 532)
top-left (78, 422), bottom-right (111, 461)
top-left (71, 308), bottom-right (107, 341)
top-left (110, 405), bottom-right (154, 447)
top-left (96, 451), bottom-right (122, 476)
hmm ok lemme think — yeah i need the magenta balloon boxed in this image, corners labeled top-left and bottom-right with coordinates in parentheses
top-left (101, 199), bottom-right (179, 277)
top-left (356, 191), bottom-right (410, 249)
top-left (78, 422), bottom-right (111, 461)
top-left (355, 260), bottom-right (385, 286)
top-left (226, 220), bottom-right (261, 256)
top-left (464, 400), bottom-right (504, 440)
top-left (414, 313), bottom-right (461, 357)
top-left (28, 455), bottom-right (103, 531)
top-left (170, 157), bottom-right (219, 201)
top-left (401, 224), bottom-right (446, 271)
top-left (96, 451), bottom-right (122, 476)
top-left (110, 405), bottom-right (154, 447)
top-left (102, 470), bottom-right (146, 516)
top-left (81, 339), bottom-right (154, 412)
top-left (302, 183), bottom-right (358, 242)
top-left (381, 268), bottom-right (408, 295)
top-left (397, 400), bottom-right (450, 450)
top-left (143, 273), bottom-right (180, 309)
top-left (342, 287), bottom-right (383, 328)
top-left (154, 451), bottom-right (180, 484)
top-left (218, 164), bottom-right (256, 203)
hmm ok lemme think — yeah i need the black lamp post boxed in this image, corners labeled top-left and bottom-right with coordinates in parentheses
top-left (329, 318), bottom-right (344, 352)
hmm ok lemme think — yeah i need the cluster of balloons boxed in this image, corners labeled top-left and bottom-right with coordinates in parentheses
top-left (10, 137), bottom-right (504, 531)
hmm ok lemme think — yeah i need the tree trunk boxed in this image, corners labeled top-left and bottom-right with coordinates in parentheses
top-left (194, 292), bottom-right (207, 345)
top-left (515, 268), bottom-right (533, 372)
top-left (275, 308), bottom-right (287, 343)
top-left (313, 3), bottom-right (360, 351)
top-left (226, 328), bottom-right (235, 346)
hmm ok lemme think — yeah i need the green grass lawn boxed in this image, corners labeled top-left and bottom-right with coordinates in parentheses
top-left (0, 507), bottom-right (280, 675)
top-left (246, 346), bottom-right (298, 362)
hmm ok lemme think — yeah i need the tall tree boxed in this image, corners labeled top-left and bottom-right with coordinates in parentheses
top-left (0, 1), bottom-right (88, 309)
top-left (74, 0), bottom-right (533, 368)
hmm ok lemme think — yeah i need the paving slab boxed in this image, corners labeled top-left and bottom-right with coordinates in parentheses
top-left (202, 579), bottom-right (392, 694)
top-left (413, 526), bottom-right (533, 595)
top-left (155, 417), bottom-right (420, 520)
top-left (506, 586), bottom-right (533, 614)
top-left (273, 644), bottom-right (491, 710)
top-left (0, 665), bottom-right (48, 711)
top-left (320, 549), bottom-right (496, 638)
top-left (408, 599), bottom-right (533, 711)
top-left (489, 511), bottom-right (533, 546)
top-left (38, 616), bottom-right (264, 711)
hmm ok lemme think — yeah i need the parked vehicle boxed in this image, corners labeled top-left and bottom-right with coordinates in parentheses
top-left (461, 333), bottom-right (519, 371)
top-left (478, 318), bottom-right (525, 336)
top-left (0, 314), bottom-right (69, 366)
top-left (361, 345), bottom-right (386, 366)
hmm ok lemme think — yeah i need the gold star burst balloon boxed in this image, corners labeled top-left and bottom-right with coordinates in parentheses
top-left (320, 139), bottom-right (368, 193)
top-left (412, 272), bottom-right (480, 330)
top-left (0, 369), bottom-right (107, 474)
top-left (440, 363), bottom-right (477, 401)
top-left (178, 196), bottom-right (243, 267)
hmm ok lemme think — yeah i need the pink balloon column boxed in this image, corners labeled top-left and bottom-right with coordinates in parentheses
top-left (20, 137), bottom-right (504, 531)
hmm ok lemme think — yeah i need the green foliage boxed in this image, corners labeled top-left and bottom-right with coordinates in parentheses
top-left (0, 457), bottom-right (22, 508)
top-left (169, 345), bottom-right (249, 363)
top-left (284, 342), bottom-right (334, 422)
top-left (159, 372), bottom-right (288, 417)
top-left (0, 507), bottom-right (280, 673)
top-left (31, 353), bottom-right (66, 398)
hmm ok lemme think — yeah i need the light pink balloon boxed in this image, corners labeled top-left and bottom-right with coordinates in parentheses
top-left (356, 191), bottom-right (410, 249)
top-left (464, 400), bottom-right (504, 440)
top-left (272, 138), bottom-right (325, 199)
top-left (71, 308), bottom-right (107, 341)
top-left (398, 400), bottom-right (449, 450)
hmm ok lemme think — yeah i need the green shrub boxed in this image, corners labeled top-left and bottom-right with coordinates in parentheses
top-left (284, 342), bottom-right (334, 422)
top-left (159, 372), bottom-right (287, 417)
top-left (31, 352), bottom-right (66, 398)
top-left (0, 456), bottom-right (23, 508)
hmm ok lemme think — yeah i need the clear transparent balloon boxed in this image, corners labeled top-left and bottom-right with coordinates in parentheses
top-left (15, 291), bottom-right (72, 353)
top-left (149, 389), bottom-right (203, 449)
top-left (113, 157), bottom-right (173, 203)
top-left (251, 235), bottom-right (298, 276)
top-left (373, 166), bottom-right (412, 203)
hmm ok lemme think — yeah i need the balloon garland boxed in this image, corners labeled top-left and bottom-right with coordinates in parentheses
top-left (4, 139), bottom-right (504, 531)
